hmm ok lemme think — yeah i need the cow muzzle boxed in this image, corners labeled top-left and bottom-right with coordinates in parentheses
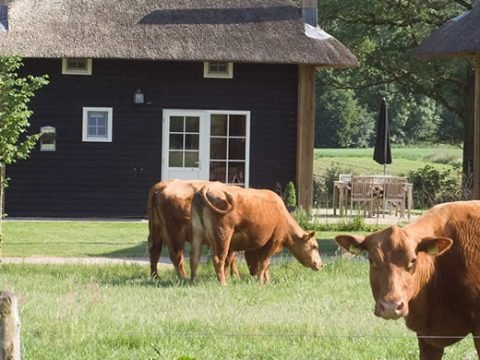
top-left (311, 261), bottom-right (323, 271)
top-left (375, 298), bottom-right (407, 320)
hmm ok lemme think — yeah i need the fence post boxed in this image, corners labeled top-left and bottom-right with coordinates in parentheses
top-left (0, 292), bottom-right (20, 360)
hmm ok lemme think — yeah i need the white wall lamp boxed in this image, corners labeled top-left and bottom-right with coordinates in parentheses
top-left (133, 89), bottom-right (145, 105)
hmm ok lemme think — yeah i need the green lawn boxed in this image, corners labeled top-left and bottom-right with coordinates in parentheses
top-left (0, 221), bottom-right (476, 359)
top-left (314, 146), bottom-right (462, 177)
top-left (2, 221), bottom-right (372, 259)
top-left (2, 221), bottom-right (149, 258)
top-left (1, 261), bottom-right (474, 359)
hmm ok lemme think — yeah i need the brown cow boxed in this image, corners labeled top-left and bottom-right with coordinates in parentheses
top-left (147, 179), bottom-right (239, 279)
top-left (190, 184), bottom-right (323, 285)
top-left (335, 200), bottom-right (480, 359)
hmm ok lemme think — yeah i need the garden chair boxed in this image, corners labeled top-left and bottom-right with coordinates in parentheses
top-left (350, 176), bottom-right (376, 217)
top-left (383, 177), bottom-right (407, 218)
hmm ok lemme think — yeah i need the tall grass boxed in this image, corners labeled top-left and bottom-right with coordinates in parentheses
top-left (1, 261), bottom-right (474, 359)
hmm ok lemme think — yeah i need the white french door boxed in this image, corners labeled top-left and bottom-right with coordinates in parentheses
top-left (162, 109), bottom-right (250, 186)
top-left (162, 110), bottom-right (209, 181)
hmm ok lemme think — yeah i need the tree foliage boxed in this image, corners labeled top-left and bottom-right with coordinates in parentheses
top-left (316, 87), bottom-right (373, 148)
top-left (0, 56), bottom-right (48, 165)
top-left (315, 0), bottom-right (472, 155)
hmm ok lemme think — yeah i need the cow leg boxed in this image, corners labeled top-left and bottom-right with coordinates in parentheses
top-left (250, 243), bottom-right (276, 284)
top-left (168, 243), bottom-right (187, 280)
top-left (245, 250), bottom-right (259, 276)
top-left (211, 230), bottom-right (234, 286)
top-left (418, 337), bottom-right (444, 360)
top-left (225, 252), bottom-right (239, 278)
top-left (189, 232), bottom-right (203, 283)
top-left (148, 235), bottom-right (162, 278)
top-left (257, 259), bottom-right (272, 285)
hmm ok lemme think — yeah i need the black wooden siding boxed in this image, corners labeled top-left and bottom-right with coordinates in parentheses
top-left (5, 59), bottom-right (298, 217)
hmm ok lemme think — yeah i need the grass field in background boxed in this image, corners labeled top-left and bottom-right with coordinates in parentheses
top-left (1, 260), bottom-right (475, 359)
top-left (314, 146), bottom-right (462, 177)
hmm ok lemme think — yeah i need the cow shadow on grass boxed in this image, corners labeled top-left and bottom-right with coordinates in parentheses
top-left (90, 243), bottom-right (237, 288)
top-left (94, 242), bottom-right (149, 259)
top-left (89, 263), bottom-right (259, 289)
top-left (90, 241), bottom-right (337, 288)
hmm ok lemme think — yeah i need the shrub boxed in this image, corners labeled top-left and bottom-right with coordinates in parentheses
top-left (313, 163), bottom-right (352, 208)
top-left (284, 181), bottom-right (297, 209)
top-left (407, 165), bottom-right (463, 209)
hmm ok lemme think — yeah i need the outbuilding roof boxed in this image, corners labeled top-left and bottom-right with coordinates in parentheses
top-left (415, 3), bottom-right (480, 59)
top-left (0, 0), bottom-right (358, 67)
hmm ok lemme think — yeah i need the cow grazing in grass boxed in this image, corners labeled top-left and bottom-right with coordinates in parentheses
top-left (147, 179), bottom-right (239, 279)
top-left (335, 201), bottom-right (480, 359)
top-left (191, 184), bottom-right (323, 285)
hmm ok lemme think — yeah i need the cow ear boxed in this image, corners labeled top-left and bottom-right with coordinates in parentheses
top-left (335, 234), bottom-right (366, 255)
top-left (416, 237), bottom-right (453, 256)
top-left (302, 231), bottom-right (316, 241)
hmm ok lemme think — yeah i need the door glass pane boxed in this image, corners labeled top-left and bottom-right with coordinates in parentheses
top-left (229, 139), bottom-right (245, 160)
top-left (169, 151), bottom-right (183, 167)
top-left (210, 161), bottom-right (227, 182)
top-left (185, 151), bottom-right (199, 168)
top-left (169, 134), bottom-right (184, 150)
top-left (185, 116), bottom-right (200, 132)
top-left (211, 114), bottom-right (228, 136)
top-left (228, 163), bottom-right (245, 184)
top-left (210, 138), bottom-right (227, 159)
top-left (229, 115), bottom-right (246, 136)
top-left (170, 116), bottom-right (184, 132)
top-left (185, 134), bottom-right (199, 150)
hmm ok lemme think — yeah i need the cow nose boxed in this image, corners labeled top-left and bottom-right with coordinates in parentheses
top-left (312, 261), bottom-right (323, 270)
top-left (377, 299), bottom-right (406, 319)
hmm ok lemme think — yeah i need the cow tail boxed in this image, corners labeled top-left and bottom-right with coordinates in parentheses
top-left (147, 189), bottom-right (163, 249)
top-left (200, 186), bottom-right (234, 215)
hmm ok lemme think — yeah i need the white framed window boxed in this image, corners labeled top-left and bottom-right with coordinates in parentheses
top-left (82, 107), bottom-right (113, 142)
top-left (62, 58), bottom-right (92, 75)
top-left (208, 111), bottom-right (250, 187)
top-left (203, 62), bottom-right (234, 79)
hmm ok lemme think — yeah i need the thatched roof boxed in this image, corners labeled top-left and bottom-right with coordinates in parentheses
top-left (416, 4), bottom-right (480, 58)
top-left (0, 0), bottom-right (358, 67)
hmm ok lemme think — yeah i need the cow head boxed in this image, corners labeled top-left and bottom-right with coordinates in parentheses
top-left (335, 226), bottom-right (452, 320)
top-left (290, 230), bottom-right (323, 271)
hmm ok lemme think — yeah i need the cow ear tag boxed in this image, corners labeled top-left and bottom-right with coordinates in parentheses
top-left (349, 244), bottom-right (362, 255)
top-left (426, 246), bottom-right (439, 255)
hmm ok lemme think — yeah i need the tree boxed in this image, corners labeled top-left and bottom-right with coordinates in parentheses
top-left (316, 87), bottom-right (374, 148)
top-left (316, 0), bottom-right (473, 171)
top-left (0, 56), bottom-right (48, 248)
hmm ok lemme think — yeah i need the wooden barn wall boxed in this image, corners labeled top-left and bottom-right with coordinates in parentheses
top-left (5, 59), bottom-right (298, 217)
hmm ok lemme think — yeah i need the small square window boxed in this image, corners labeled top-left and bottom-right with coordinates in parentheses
top-left (62, 58), bottom-right (92, 75)
top-left (203, 62), bottom-right (233, 79)
top-left (82, 107), bottom-right (112, 142)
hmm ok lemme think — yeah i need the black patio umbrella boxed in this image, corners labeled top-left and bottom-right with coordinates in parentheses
top-left (373, 98), bottom-right (392, 174)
